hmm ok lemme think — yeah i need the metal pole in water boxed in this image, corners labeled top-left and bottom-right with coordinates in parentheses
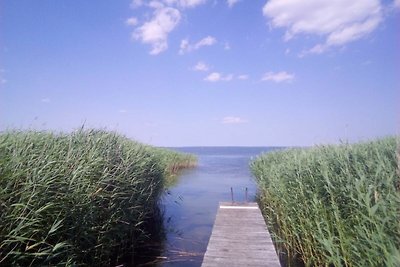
top-left (231, 187), bottom-right (234, 203)
top-left (245, 187), bottom-right (248, 203)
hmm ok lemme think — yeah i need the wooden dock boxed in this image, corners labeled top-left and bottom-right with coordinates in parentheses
top-left (201, 202), bottom-right (281, 267)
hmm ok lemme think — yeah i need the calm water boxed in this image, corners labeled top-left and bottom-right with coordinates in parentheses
top-left (158, 147), bottom-right (282, 266)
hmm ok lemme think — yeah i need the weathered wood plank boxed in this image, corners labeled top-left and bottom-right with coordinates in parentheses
top-left (201, 202), bottom-right (281, 267)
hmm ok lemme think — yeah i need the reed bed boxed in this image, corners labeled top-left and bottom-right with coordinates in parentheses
top-left (251, 137), bottom-right (400, 266)
top-left (153, 148), bottom-right (197, 179)
top-left (0, 129), bottom-right (196, 266)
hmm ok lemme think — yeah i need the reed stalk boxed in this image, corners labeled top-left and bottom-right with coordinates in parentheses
top-left (251, 137), bottom-right (400, 267)
top-left (0, 129), bottom-right (196, 266)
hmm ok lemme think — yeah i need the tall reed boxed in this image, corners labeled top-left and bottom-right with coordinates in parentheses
top-left (251, 137), bottom-right (400, 266)
top-left (153, 147), bottom-right (197, 175)
top-left (0, 129), bottom-right (196, 266)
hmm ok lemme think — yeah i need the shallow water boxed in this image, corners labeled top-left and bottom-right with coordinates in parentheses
top-left (158, 147), bottom-right (281, 267)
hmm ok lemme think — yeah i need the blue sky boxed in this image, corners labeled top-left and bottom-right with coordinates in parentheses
top-left (1, 0), bottom-right (399, 146)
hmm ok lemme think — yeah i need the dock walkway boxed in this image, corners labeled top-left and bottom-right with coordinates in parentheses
top-left (201, 202), bottom-right (281, 267)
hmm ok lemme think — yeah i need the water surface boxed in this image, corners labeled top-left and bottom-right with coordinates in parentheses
top-left (159, 147), bottom-right (282, 266)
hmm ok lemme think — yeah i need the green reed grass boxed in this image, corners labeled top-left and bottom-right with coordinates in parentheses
top-left (0, 129), bottom-right (196, 266)
top-left (153, 147), bottom-right (197, 186)
top-left (251, 137), bottom-right (400, 267)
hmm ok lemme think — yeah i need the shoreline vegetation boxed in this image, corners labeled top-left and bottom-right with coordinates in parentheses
top-left (0, 129), bottom-right (196, 266)
top-left (251, 137), bottom-right (400, 266)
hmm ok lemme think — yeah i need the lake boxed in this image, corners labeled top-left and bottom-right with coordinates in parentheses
top-left (158, 147), bottom-right (282, 266)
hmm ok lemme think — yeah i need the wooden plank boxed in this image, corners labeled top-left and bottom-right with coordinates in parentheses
top-left (201, 202), bottom-right (281, 267)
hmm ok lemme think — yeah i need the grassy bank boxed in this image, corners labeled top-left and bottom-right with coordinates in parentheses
top-left (251, 137), bottom-right (400, 266)
top-left (0, 129), bottom-right (196, 266)
top-left (153, 147), bottom-right (197, 187)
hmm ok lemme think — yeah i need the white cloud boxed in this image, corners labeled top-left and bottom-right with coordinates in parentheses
top-left (227, 0), bottom-right (240, 8)
top-left (196, 36), bottom-right (216, 47)
top-left (148, 1), bottom-right (165, 9)
top-left (395, 0), bottom-right (400, 8)
top-left (193, 61), bottom-right (209, 71)
top-left (224, 74), bottom-right (234, 81)
top-left (263, 0), bottom-right (383, 54)
top-left (130, 0), bottom-right (144, 8)
top-left (204, 72), bottom-right (221, 82)
top-left (133, 7), bottom-right (181, 55)
top-left (237, 74), bottom-right (249, 80)
top-left (178, 0), bottom-right (207, 8)
top-left (126, 17), bottom-right (138, 26)
top-left (262, 71), bottom-right (294, 83)
top-left (131, 0), bottom-right (207, 9)
top-left (41, 98), bottom-right (51, 103)
top-left (179, 39), bottom-right (189, 54)
top-left (204, 72), bottom-right (233, 82)
top-left (222, 116), bottom-right (247, 124)
top-left (127, 0), bottom-right (208, 54)
top-left (224, 42), bottom-right (231, 50)
top-left (179, 36), bottom-right (217, 54)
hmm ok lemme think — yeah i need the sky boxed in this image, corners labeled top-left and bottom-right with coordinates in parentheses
top-left (1, 0), bottom-right (399, 147)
